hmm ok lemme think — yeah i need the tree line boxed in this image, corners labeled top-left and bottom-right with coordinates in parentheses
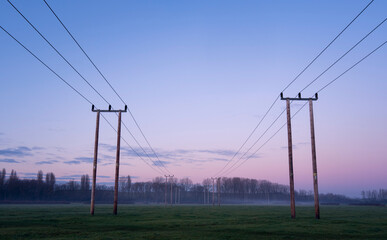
top-left (361, 189), bottom-right (387, 201)
top-left (0, 168), bottom-right (385, 204)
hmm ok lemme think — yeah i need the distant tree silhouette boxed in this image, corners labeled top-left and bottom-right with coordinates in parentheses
top-left (37, 170), bottom-right (43, 184)
top-left (46, 172), bottom-right (56, 197)
top-left (0, 168), bottom-right (5, 200)
top-left (81, 175), bottom-right (90, 191)
top-left (46, 172), bottom-right (56, 187)
top-left (0, 168), bottom-right (382, 204)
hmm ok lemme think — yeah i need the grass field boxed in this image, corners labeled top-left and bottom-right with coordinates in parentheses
top-left (0, 204), bottom-right (386, 239)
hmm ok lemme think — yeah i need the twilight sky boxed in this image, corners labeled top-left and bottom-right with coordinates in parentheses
top-left (0, 0), bottom-right (386, 197)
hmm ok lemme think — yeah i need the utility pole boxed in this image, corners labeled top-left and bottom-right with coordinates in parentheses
top-left (90, 105), bottom-right (127, 216)
top-left (170, 175), bottom-right (174, 205)
top-left (281, 92), bottom-right (319, 219)
top-left (285, 97), bottom-right (296, 219)
top-left (203, 186), bottom-right (206, 204)
top-left (164, 175), bottom-right (168, 207)
top-left (211, 177), bottom-right (215, 207)
top-left (309, 98), bottom-right (320, 219)
top-left (217, 177), bottom-right (220, 206)
top-left (208, 187), bottom-right (210, 205)
top-left (164, 175), bottom-right (174, 206)
top-left (90, 109), bottom-right (100, 216)
top-left (113, 110), bottom-right (125, 215)
top-left (175, 186), bottom-right (177, 204)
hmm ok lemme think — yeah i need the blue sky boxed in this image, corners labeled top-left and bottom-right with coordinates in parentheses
top-left (0, 0), bottom-right (386, 197)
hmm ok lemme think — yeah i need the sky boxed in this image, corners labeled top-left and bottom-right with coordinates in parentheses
top-left (0, 0), bottom-right (386, 197)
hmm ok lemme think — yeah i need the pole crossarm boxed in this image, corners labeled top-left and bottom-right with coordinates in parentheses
top-left (280, 92), bottom-right (318, 101)
top-left (92, 105), bottom-right (128, 112)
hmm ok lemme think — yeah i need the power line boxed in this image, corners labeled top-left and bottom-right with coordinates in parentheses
top-left (42, 0), bottom-right (171, 175)
top-left (213, 0), bottom-right (374, 177)
top-left (42, 0), bottom-right (126, 106)
top-left (7, 0), bottom-right (110, 106)
top-left (221, 40), bottom-right (386, 176)
top-left (4, 0), bottom-right (382, 177)
top-left (216, 108), bottom-right (286, 177)
top-left (223, 102), bottom-right (308, 176)
top-left (281, 0), bottom-right (375, 93)
top-left (121, 121), bottom-right (169, 174)
top-left (7, 0), bottom-right (170, 174)
top-left (0, 25), bottom-right (92, 105)
top-left (217, 17), bottom-right (386, 177)
top-left (0, 24), bottom-right (164, 176)
top-left (213, 96), bottom-right (279, 177)
top-left (299, 17), bottom-right (386, 94)
top-left (100, 114), bottom-right (165, 175)
top-left (317, 40), bottom-right (386, 93)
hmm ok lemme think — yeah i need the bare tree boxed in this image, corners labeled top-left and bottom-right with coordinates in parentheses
top-left (9, 170), bottom-right (18, 182)
top-left (126, 175), bottom-right (131, 193)
top-left (46, 172), bottom-right (56, 186)
top-left (119, 175), bottom-right (131, 193)
top-left (46, 172), bottom-right (56, 195)
top-left (0, 168), bottom-right (5, 187)
top-left (81, 175), bottom-right (90, 191)
top-left (179, 177), bottom-right (193, 191)
top-left (0, 168), bottom-right (5, 199)
top-left (67, 180), bottom-right (79, 191)
top-left (37, 170), bottom-right (43, 184)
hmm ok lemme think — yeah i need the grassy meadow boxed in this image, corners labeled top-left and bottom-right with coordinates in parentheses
top-left (0, 204), bottom-right (386, 239)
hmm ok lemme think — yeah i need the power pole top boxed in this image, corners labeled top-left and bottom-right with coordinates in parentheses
top-left (92, 105), bottom-right (128, 112)
top-left (280, 92), bottom-right (318, 101)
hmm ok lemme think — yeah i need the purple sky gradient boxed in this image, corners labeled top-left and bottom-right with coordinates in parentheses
top-left (0, 0), bottom-right (386, 197)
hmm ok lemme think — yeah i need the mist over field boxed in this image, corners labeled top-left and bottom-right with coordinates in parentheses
top-left (1, 168), bottom-right (385, 206)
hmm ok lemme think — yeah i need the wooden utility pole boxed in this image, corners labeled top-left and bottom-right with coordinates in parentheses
top-left (211, 178), bottom-right (215, 207)
top-left (217, 178), bottom-right (220, 206)
top-left (178, 188), bottom-right (181, 204)
top-left (309, 99), bottom-right (320, 219)
top-left (164, 175), bottom-right (173, 206)
top-left (207, 187), bottom-right (210, 205)
top-left (91, 105), bottom-right (127, 216)
top-left (164, 175), bottom-right (168, 206)
top-left (113, 111), bottom-right (122, 215)
top-left (286, 98), bottom-right (296, 219)
top-left (281, 92), bottom-right (319, 219)
top-left (170, 175), bottom-right (174, 205)
top-left (90, 110), bottom-right (100, 215)
top-left (175, 186), bottom-right (177, 204)
top-left (203, 188), bottom-right (206, 204)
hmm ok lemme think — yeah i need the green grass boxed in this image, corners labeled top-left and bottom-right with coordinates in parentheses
top-left (0, 204), bottom-right (386, 239)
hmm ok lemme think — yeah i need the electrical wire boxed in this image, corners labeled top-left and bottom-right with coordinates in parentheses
top-left (221, 40), bottom-right (386, 176)
top-left (0, 24), bottom-right (164, 176)
top-left (281, 0), bottom-right (375, 93)
top-left (7, 0), bottom-right (170, 174)
top-left (299, 17), bottom-right (386, 94)
top-left (0, 25), bottom-right (92, 105)
top-left (212, 0), bottom-right (374, 177)
top-left (216, 17), bottom-right (386, 177)
top-left (317, 40), bottom-right (386, 93)
top-left (223, 102), bottom-right (308, 176)
top-left (212, 96), bottom-right (280, 177)
top-left (100, 114), bottom-right (165, 175)
top-left (7, 0), bottom-right (110, 105)
top-left (42, 0), bottom-right (171, 174)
